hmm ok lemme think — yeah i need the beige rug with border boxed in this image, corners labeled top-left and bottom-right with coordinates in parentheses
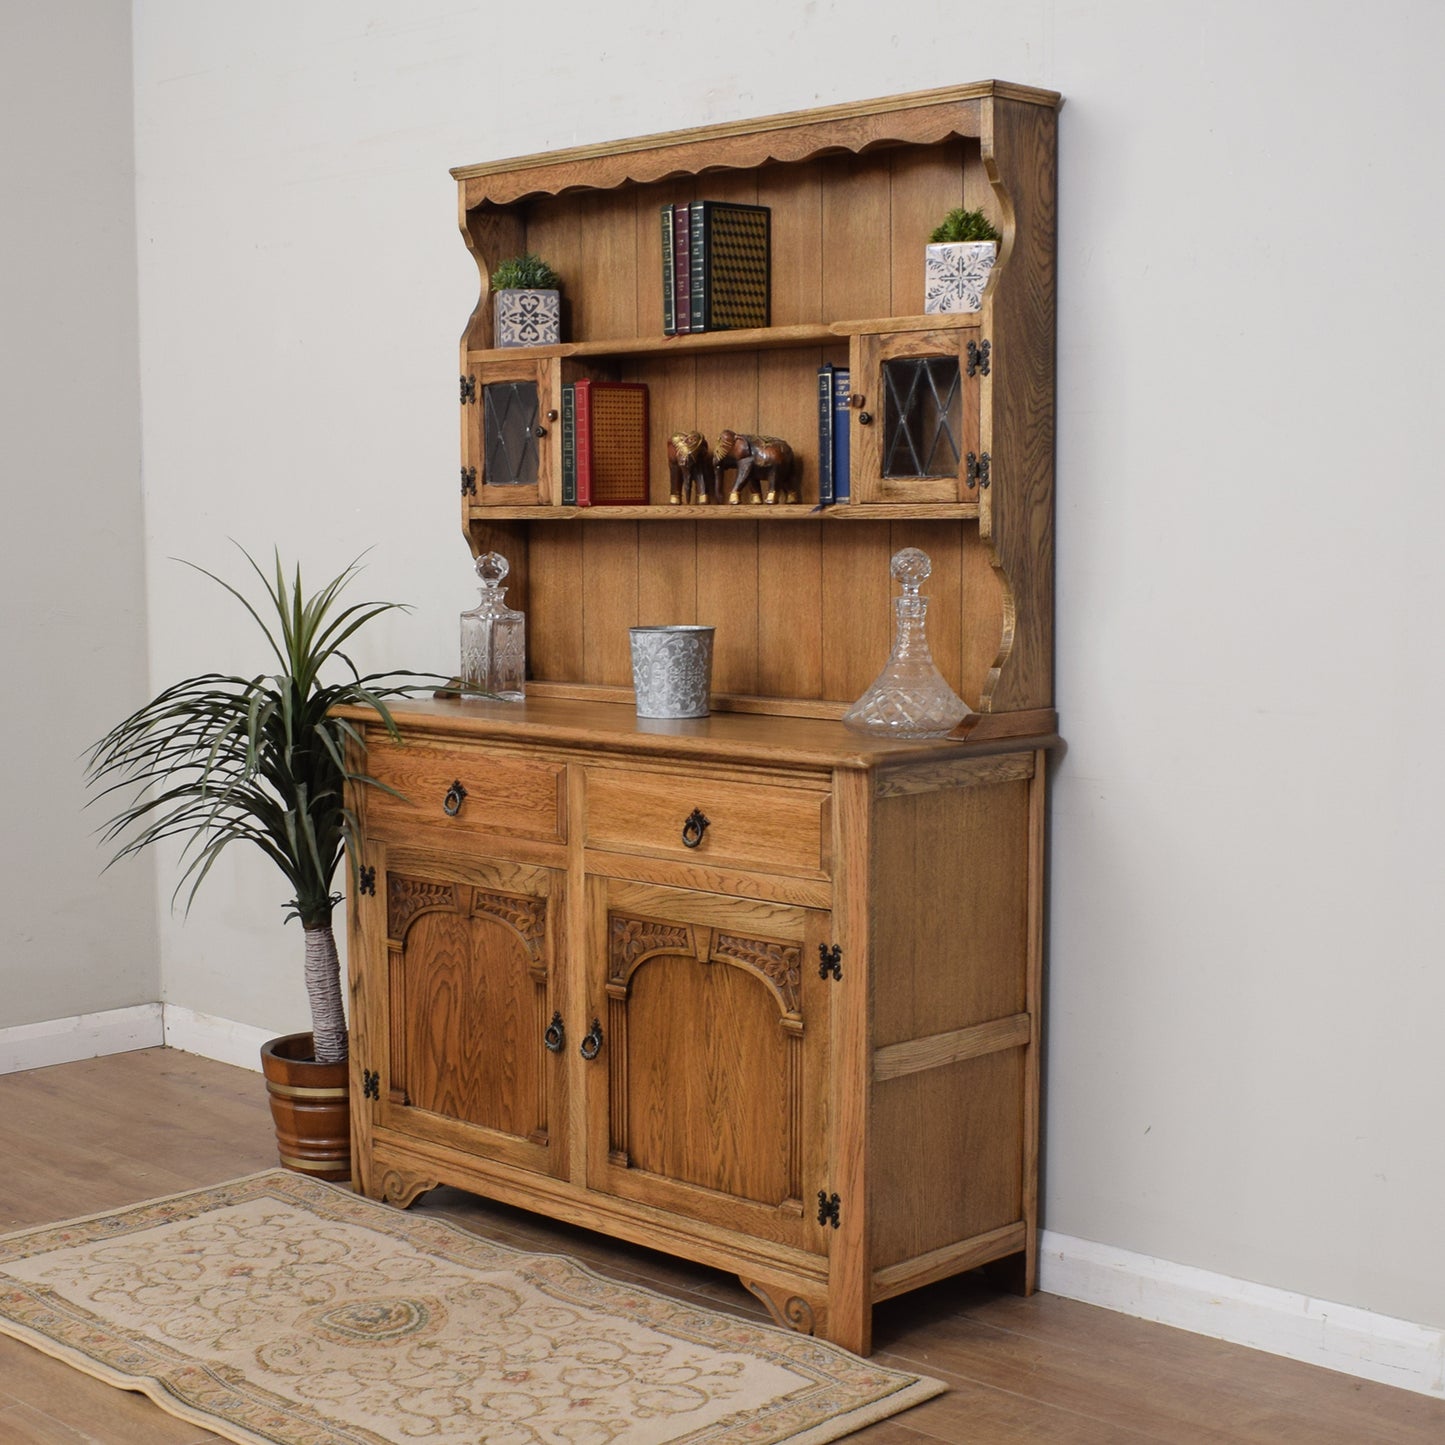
top-left (0, 1169), bottom-right (943, 1444)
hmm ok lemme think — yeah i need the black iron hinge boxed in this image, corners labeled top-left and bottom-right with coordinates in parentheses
top-left (461, 466), bottom-right (477, 496)
top-left (817, 1190), bottom-right (842, 1229)
top-left (966, 451), bottom-right (992, 490)
top-left (460, 374), bottom-right (477, 404)
top-left (966, 339), bottom-right (991, 377)
top-left (362, 1069), bottom-right (380, 1101)
top-left (358, 865), bottom-right (376, 896)
top-left (818, 943), bottom-right (843, 981)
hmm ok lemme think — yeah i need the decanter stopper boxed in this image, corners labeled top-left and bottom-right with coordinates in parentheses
top-left (841, 547), bottom-right (971, 737)
top-left (459, 551), bottom-right (525, 701)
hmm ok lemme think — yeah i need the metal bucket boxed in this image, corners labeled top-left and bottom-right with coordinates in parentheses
top-left (629, 625), bottom-right (715, 718)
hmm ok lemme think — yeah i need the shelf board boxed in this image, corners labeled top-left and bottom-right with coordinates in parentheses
top-left (463, 312), bottom-right (983, 367)
top-left (467, 502), bottom-right (981, 522)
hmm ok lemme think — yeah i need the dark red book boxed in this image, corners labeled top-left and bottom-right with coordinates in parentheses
top-left (573, 380), bottom-right (649, 506)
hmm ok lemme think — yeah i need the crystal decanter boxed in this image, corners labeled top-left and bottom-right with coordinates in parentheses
top-left (459, 552), bottom-right (525, 701)
top-left (842, 547), bottom-right (971, 737)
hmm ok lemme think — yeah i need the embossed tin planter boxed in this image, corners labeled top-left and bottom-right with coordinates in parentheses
top-left (494, 288), bottom-right (561, 347)
top-left (629, 625), bottom-right (715, 718)
top-left (924, 240), bottom-right (997, 314)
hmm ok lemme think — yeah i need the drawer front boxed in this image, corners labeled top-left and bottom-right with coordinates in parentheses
top-left (364, 739), bottom-right (565, 844)
top-left (584, 767), bottom-right (828, 878)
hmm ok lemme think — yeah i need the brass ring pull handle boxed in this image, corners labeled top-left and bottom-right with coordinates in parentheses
top-left (443, 780), bottom-right (468, 816)
top-left (543, 1012), bottom-right (565, 1054)
top-left (579, 1018), bottom-right (604, 1060)
top-left (681, 808), bottom-right (710, 848)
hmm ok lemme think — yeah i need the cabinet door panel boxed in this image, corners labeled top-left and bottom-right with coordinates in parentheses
top-left (379, 860), bottom-right (566, 1179)
top-left (586, 877), bottom-right (830, 1254)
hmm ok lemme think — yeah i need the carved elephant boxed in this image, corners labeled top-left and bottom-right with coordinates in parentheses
top-left (712, 430), bottom-right (798, 505)
top-left (667, 431), bottom-right (715, 504)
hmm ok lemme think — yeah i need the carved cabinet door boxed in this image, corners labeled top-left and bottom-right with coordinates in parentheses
top-left (583, 876), bottom-right (832, 1254)
top-left (376, 852), bottom-right (567, 1179)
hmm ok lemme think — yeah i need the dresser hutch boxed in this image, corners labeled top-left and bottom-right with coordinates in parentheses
top-left (343, 79), bottom-right (1060, 1355)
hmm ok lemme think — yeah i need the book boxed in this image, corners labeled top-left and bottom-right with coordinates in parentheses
top-left (816, 364), bottom-right (835, 506)
top-left (689, 201), bottom-right (770, 332)
top-left (660, 205), bottom-right (675, 335)
top-left (574, 379), bottom-right (649, 506)
top-left (673, 203), bottom-right (692, 334)
top-left (560, 381), bottom-right (576, 505)
top-left (832, 367), bottom-right (851, 502)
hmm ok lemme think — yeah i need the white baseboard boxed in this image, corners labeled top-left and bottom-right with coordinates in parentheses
top-left (160, 1005), bottom-right (278, 1073)
top-left (1040, 1230), bottom-right (1445, 1400)
top-left (0, 1004), bottom-right (164, 1075)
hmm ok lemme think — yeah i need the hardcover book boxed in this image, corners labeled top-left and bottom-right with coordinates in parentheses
top-left (673, 204), bottom-right (692, 334)
top-left (689, 201), bottom-right (770, 332)
top-left (560, 381), bottom-right (577, 505)
top-left (574, 379), bottom-right (649, 506)
top-left (832, 367), bottom-right (852, 502)
top-left (817, 363), bottom-right (836, 506)
top-left (661, 205), bottom-right (676, 335)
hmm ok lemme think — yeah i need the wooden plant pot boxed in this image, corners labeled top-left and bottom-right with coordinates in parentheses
top-left (259, 1032), bottom-right (351, 1182)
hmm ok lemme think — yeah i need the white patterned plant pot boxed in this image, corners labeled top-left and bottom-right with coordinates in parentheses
top-left (924, 241), bottom-right (998, 315)
top-left (494, 288), bottom-right (561, 347)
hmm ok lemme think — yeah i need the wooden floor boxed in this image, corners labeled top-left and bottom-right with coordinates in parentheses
top-left (0, 1051), bottom-right (1441, 1444)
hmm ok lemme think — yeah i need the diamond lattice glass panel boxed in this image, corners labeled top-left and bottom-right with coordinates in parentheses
top-left (881, 357), bottom-right (962, 479)
top-left (483, 381), bottom-right (540, 486)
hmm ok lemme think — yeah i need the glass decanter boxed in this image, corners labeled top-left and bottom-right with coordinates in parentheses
top-left (459, 552), bottom-right (525, 701)
top-left (842, 547), bottom-right (971, 737)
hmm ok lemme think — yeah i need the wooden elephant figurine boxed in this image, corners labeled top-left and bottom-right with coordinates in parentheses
top-left (667, 431), bottom-right (715, 504)
top-left (712, 430), bottom-right (798, 505)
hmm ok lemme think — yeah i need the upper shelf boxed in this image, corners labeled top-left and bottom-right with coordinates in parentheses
top-left (463, 312), bottom-right (983, 366)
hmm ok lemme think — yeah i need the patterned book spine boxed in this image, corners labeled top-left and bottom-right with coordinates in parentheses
top-left (573, 377), bottom-right (593, 507)
top-left (660, 205), bottom-right (675, 336)
top-left (561, 381), bottom-right (577, 505)
top-left (692, 202), bottom-right (771, 332)
top-left (673, 204), bottom-right (692, 334)
top-left (816, 364), bottom-right (835, 506)
top-left (587, 381), bottom-right (650, 504)
top-left (832, 367), bottom-right (851, 502)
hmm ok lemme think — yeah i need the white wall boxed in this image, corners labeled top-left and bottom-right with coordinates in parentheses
top-left (0, 1), bottom-right (157, 1029)
top-left (122, 0), bottom-right (1445, 1335)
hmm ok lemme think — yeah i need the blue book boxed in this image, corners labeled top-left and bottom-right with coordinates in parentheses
top-left (832, 367), bottom-right (851, 502)
top-left (816, 364), bottom-right (835, 505)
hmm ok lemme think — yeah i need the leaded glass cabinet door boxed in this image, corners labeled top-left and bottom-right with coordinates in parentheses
top-left (850, 329), bottom-right (983, 505)
top-left (461, 356), bottom-right (557, 506)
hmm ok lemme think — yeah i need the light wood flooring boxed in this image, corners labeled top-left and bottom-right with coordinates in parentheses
top-left (0, 1048), bottom-right (1441, 1443)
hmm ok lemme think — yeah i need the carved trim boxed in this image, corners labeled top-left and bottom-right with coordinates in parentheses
top-left (387, 875), bottom-right (458, 938)
top-left (742, 1279), bottom-right (818, 1336)
top-left (609, 916), bottom-right (691, 982)
top-left (378, 1168), bottom-right (439, 1210)
top-left (470, 887), bottom-right (547, 962)
top-left (715, 933), bottom-right (802, 1016)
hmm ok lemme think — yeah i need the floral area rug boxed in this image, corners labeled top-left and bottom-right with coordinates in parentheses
top-left (0, 1170), bottom-right (942, 1444)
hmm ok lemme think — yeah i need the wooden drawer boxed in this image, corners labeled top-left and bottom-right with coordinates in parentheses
top-left (583, 766), bottom-right (828, 878)
top-left (364, 738), bottom-right (565, 844)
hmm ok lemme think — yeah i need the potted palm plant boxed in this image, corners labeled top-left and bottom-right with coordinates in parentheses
top-left (85, 548), bottom-right (428, 1181)
top-left (490, 252), bottom-right (563, 346)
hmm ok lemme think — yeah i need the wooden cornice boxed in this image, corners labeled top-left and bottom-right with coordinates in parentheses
top-left (453, 79), bottom-right (1062, 208)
